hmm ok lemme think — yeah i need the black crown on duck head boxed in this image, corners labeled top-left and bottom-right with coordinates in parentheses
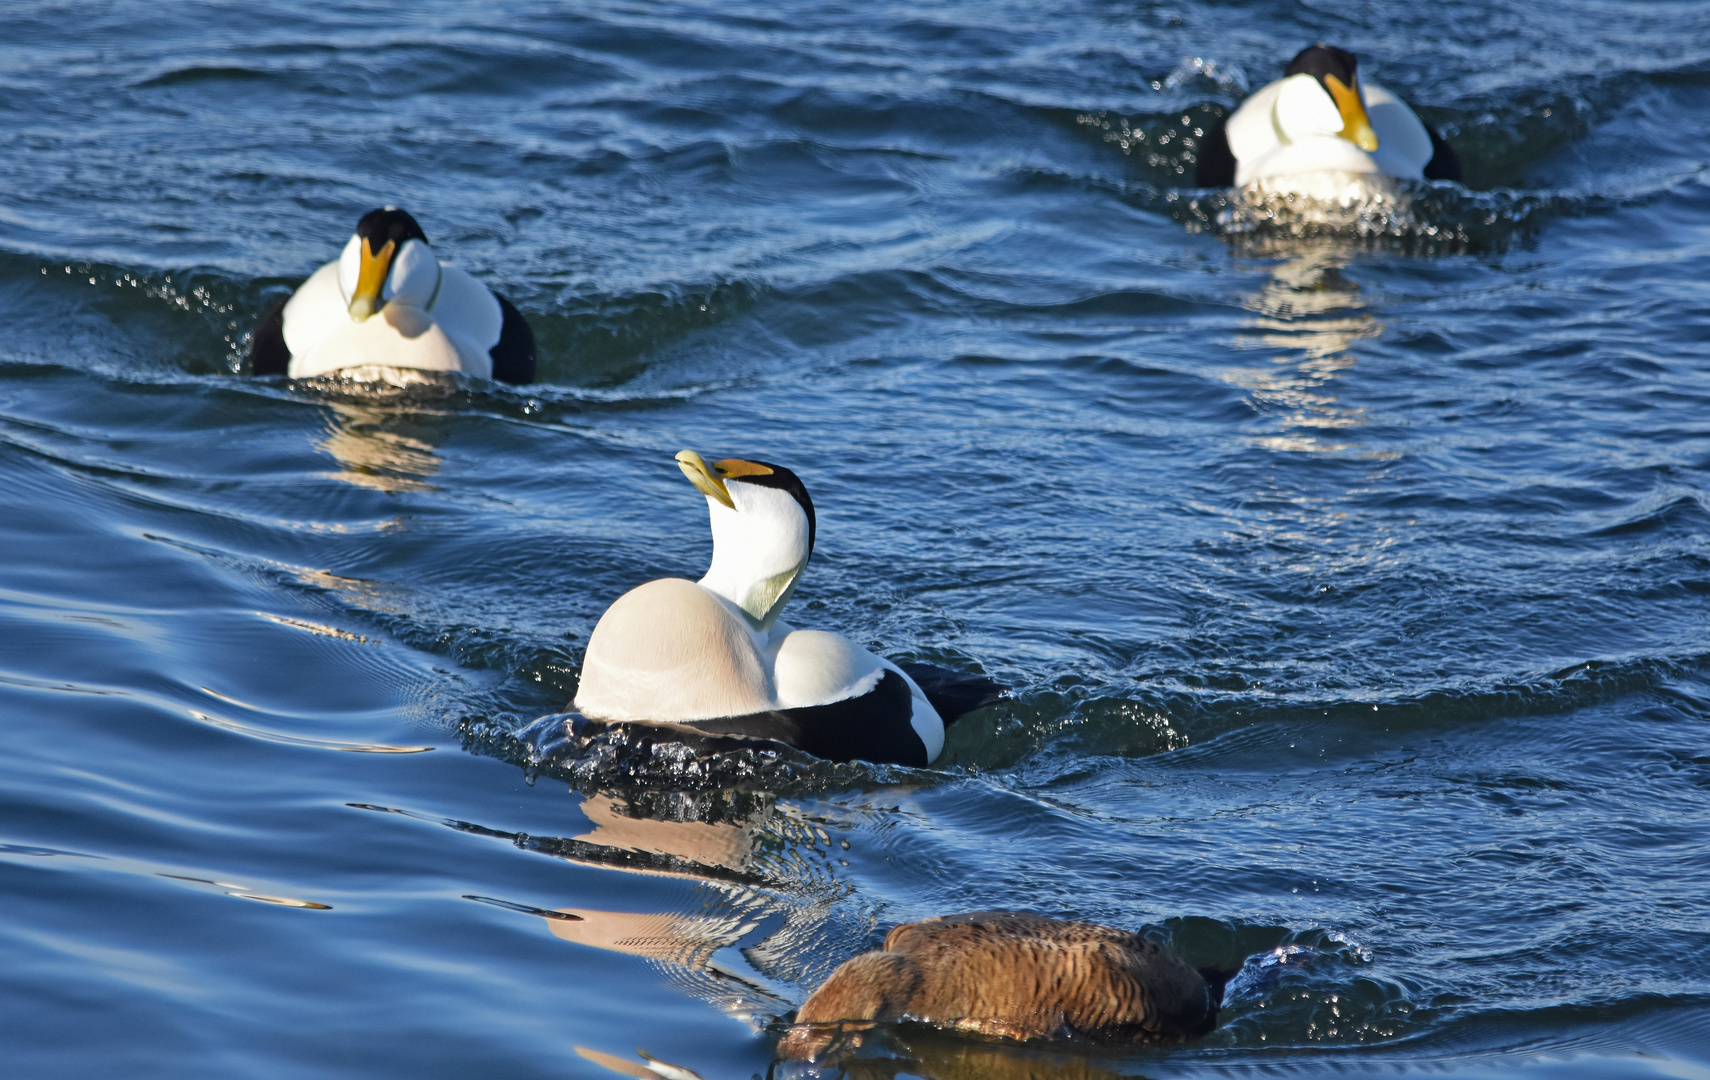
top-left (1284, 44), bottom-right (1358, 89)
top-left (355, 206), bottom-right (429, 250)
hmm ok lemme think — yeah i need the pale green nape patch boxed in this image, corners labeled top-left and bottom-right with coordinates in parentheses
top-left (742, 564), bottom-right (804, 631)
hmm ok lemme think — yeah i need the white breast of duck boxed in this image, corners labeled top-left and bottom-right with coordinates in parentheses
top-left (573, 452), bottom-right (946, 767)
top-left (281, 207), bottom-right (505, 380)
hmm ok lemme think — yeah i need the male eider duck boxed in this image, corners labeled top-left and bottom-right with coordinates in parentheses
top-left (778, 911), bottom-right (1228, 1061)
top-left (1196, 45), bottom-right (1461, 195)
top-left (248, 206), bottom-right (535, 383)
top-left (573, 452), bottom-right (998, 767)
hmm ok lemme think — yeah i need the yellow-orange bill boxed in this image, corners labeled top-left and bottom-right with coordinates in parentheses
top-left (348, 237), bottom-right (396, 321)
top-left (1324, 74), bottom-right (1379, 151)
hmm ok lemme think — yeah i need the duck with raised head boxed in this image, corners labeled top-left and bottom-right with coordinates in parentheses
top-left (778, 911), bottom-right (1230, 1061)
top-left (1196, 44), bottom-right (1461, 195)
top-left (248, 206), bottom-right (535, 383)
top-left (572, 451), bottom-right (1001, 767)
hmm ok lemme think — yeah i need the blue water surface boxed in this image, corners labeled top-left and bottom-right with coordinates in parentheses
top-left (2, 1), bottom-right (1709, 1077)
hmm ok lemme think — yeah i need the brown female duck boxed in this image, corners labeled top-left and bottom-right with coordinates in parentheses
top-left (779, 911), bottom-right (1228, 1061)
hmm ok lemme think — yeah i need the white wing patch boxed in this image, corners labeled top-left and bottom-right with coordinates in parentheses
top-left (1363, 82), bottom-right (1433, 179)
top-left (1224, 78), bottom-right (1286, 176)
top-left (434, 266), bottom-right (503, 355)
top-left (281, 262), bottom-right (347, 363)
top-left (885, 660), bottom-right (945, 763)
top-left (771, 629), bottom-right (885, 710)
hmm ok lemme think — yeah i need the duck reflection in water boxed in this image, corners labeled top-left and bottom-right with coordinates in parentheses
top-left (585, 1035), bottom-right (1145, 1080)
top-left (1223, 241), bottom-right (1384, 455)
top-left (477, 782), bottom-right (870, 1027)
top-left (774, 1029), bottom-right (1158, 1080)
top-left (316, 395), bottom-right (454, 494)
